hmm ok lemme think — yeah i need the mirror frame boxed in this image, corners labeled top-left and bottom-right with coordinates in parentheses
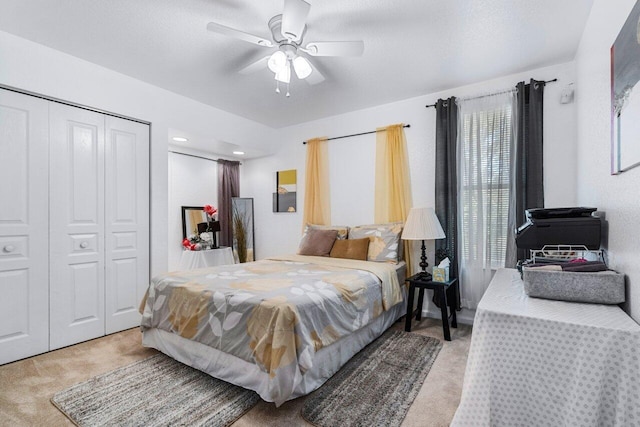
top-left (232, 197), bottom-right (255, 262)
top-left (181, 206), bottom-right (207, 240)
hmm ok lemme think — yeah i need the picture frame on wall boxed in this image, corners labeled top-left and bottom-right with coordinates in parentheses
top-left (611, 0), bottom-right (640, 174)
top-left (273, 169), bottom-right (297, 212)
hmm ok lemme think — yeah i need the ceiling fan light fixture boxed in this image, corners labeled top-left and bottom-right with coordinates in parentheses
top-left (268, 50), bottom-right (287, 73)
top-left (293, 55), bottom-right (312, 79)
top-left (275, 61), bottom-right (291, 84)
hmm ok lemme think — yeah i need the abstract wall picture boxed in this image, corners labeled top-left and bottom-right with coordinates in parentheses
top-left (273, 169), bottom-right (297, 212)
top-left (612, 1), bottom-right (640, 173)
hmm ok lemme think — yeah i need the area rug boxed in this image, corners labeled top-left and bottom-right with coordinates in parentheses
top-left (301, 329), bottom-right (443, 427)
top-left (51, 354), bottom-right (260, 427)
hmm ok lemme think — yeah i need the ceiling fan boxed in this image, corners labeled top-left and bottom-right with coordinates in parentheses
top-left (207, 0), bottom-right (364, 96)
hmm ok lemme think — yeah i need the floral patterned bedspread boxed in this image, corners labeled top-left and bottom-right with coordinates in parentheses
top-left (140, 255), bottom-right (402, 403)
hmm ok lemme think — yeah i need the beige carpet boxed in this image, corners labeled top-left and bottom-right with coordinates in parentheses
top-left (0, 320), bottom-right (471, 427)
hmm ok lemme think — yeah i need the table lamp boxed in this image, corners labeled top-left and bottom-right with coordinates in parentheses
top-left (401, 207), bottom-right (446, 277)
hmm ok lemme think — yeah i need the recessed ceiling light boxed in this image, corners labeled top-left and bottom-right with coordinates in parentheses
top-left (172, 137), bottom-right (188, 142)
top-left (233, 151), bottom-right (245, 155)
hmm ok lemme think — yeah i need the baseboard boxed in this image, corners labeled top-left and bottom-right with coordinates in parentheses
top-left (421, 308), bottom-right (475, 325)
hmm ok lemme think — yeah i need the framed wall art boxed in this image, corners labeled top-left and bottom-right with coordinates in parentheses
top-left (273, 169), bottom-right (297, 212)
top-left (612, 0), bottom-right (640, 174)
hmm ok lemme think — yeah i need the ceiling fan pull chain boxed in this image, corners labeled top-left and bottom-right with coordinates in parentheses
top-left (275, 80), bottom-right (280, 93)
top-left (286, 82), bottom-right (290, 97)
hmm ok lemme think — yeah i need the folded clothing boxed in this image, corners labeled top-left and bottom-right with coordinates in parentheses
top-left (526, 260), bottom-right (608, 272)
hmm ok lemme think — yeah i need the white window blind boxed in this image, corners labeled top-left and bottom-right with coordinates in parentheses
top-left (459, 97), bottom-right (514, 270)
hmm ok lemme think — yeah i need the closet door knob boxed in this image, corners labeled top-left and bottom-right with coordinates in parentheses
top-left (3, 245), bottom-right (14, 253)
top-left (80, 242), bottom-right (89, 249)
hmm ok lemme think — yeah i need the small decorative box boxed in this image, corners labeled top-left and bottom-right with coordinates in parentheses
top-left (432, 266), bottom-right (449, 282)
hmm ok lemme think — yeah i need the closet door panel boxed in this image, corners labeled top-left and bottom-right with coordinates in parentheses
top-left (49, 103), bottom-right (105, 350)
top-left (105, 117), bottom-right (149, 333)
top-left (0, 90), bottom-right (49, 364)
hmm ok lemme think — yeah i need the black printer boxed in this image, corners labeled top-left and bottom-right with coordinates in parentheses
top-left (515, 207), bottom-right (602, 251)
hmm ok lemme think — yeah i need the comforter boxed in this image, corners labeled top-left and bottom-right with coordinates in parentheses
top-left (140, 255), bottom-right (402, 403)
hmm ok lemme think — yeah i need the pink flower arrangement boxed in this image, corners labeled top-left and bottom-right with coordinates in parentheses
top-left (182, 238), bottom-right (198, 251)
top-left (204, 204), bottom-right (217, 219)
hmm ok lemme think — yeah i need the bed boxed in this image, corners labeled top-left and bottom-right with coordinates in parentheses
top-left (140, 254), bottom-right (407, 406)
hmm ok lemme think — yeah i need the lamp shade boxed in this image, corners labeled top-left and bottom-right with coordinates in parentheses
top-left (293, 55), bottom-right (312, 79)
top-left (274, 61), bottom-right (291, 83)
top-left (268, 50), bottom-right (287, 73)
top-left (401, 207), bottom-right (445, 240)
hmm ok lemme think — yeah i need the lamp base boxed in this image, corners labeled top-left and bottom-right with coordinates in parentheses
top-left (419, 240), bottom-right (430, 274)
top-left (416, 240), bottom-right (432, 280)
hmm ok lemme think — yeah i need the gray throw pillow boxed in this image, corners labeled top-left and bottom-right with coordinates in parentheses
top-left (297, 228), bottom-right (338, 256)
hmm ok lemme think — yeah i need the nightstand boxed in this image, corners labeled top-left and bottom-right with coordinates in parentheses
top-left (404, 273), bottom-right (458, 341)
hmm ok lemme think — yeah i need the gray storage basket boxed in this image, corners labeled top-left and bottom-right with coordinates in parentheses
top-left (522, 268), bottom-right (625, 304)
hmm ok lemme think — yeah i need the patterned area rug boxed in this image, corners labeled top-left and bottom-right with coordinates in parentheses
top-left (51, 354), bottom-right (260, 427)
top-left (301, 329), bottom-right (443, 427)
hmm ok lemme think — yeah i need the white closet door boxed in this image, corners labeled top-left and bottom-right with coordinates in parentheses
top-left (0, 89), bottom-right (49, 364)
top-left (104, 116), bottom-right (149, 333)
top-left (49, 103), bottom-right (105, 350)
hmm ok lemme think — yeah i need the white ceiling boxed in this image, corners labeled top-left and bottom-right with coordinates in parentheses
top-left (0, 0), bottom-right (593, 128)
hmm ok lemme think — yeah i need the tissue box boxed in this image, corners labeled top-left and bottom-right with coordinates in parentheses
top-left (432, 266), bottom-right (449, 282)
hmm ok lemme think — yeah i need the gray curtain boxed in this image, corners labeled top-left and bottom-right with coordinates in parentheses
top-left (217, 160), bottom-right (240, 247)
top-left (434, 97), bottom-right (460, 310)
top-left (508, 79), bottom-right (545, 265)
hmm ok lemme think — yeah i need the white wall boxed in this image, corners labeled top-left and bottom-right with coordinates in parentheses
top-left (244, 61), bottom-right (577, 261)
top-left (0, 30), bottom-right (278, 277)
top-left (242, 60), bottom-right (577, 323)
top-left (168, 152), bottom-right (219, 271)
top-left (575, 0), bottom-right (640, 322)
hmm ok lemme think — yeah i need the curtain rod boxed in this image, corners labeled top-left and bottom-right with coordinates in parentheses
top-left (424, 78), bottom-right (558, 108)
top-left (169, 150), bottom-right (242, 165)
top-left (302, 124), bottom-right (411, 145)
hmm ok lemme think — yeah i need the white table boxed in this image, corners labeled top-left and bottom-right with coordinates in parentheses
top-left (178, 247), bottom-right (235, 270)
top-left (452, 268), bottom-right (640, 427)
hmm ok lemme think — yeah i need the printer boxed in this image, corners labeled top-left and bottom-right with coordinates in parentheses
top-left (515, 207), bottom-right (602, 251)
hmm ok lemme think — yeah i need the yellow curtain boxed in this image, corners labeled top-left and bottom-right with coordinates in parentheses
top-left (303, 137), bottom-right (330, 228)
top-left (375, 123), bottom-right (413, 272)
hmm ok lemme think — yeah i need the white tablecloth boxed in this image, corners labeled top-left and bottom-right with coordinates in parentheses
top-left (178, 247), bottom-right (234, 270)
top-left (452, 268), bottom-right (640, 427)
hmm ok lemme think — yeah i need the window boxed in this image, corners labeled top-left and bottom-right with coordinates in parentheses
top-left (458, 93), bottom-right (515, 270)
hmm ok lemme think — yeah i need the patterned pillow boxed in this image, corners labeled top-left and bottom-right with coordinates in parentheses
top-left (349, 222), bottom-right (403, 264)
top-left (302, 224), bottom-right (350, 240)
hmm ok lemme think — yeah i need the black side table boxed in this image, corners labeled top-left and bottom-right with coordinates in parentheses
top-left (404, 273), bottom-right (458, 341)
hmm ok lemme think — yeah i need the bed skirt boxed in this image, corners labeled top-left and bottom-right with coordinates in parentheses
top-left (142, 296), bottom-right (406, 406)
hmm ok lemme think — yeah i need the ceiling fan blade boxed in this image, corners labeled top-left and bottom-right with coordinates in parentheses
top-left (305, 61), bottom-right (325, 85)
top-left (207, 22), bottom-right (273, 47)
top-left (239, 55), bottom-right (271, 75)
top-left (303, 41), bottom-right (364, 57)
top-left (281, 0), bottom-right (310, 41)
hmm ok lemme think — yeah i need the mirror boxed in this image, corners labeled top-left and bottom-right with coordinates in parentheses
top-left (232, 198), bottom-right (255, 263)
top-left (181, 206), bottom-right (207, 239)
